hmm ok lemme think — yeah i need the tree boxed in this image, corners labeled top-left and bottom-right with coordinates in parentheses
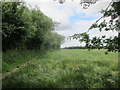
top-left (2, 2), bottom-right (36, 51)
top-left (72, 1), bottom-right (120, 53)
top-left (43, 32), bottom-right (65, 50)
top-left (2, 1), bottom-right (65, 51)
top-left (55, 0), bottom-right (120, 53)
top-left (25, 8), bottom-right (54, 50)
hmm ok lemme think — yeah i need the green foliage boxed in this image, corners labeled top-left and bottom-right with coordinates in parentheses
top-left (2, 2), bottom-right (28, 50)
top-left (70, 33), bottom-right (119, 53)
top-left (43, 32), bottom-right (65, 50)
top-left (2, 1), bottom-right (65, 51)
top-left (64, 46), bottom-right (86, 49)
top-left (70, 1), bottom-right (120, 53)
top-left (2, 50), bottom-right (46, 73)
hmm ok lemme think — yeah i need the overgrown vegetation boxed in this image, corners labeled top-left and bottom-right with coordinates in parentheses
top-left (2, 49), bottom-right (119, 88)
top-left (1, 0), bottom-right (119, 88)
top-left (2, 1), bottom-right (65, 51)
top-left (2, 50), bottom-right (47, 73)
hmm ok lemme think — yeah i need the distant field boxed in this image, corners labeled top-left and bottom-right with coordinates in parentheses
top-left (2, 49), bottom-right (119, 88)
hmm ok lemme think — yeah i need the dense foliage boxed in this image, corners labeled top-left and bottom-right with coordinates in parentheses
top-left (2, 1), bottom-right (65, 51)
top-left (64, 46), bottom-right (86, 49)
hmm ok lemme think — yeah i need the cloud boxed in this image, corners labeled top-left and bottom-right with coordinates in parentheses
top-left (56, 22), bottom-right (73, 31)
top-left (25, 0), bottom-right (117, 48)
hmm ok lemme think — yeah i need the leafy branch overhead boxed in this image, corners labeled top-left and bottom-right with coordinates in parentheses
top-left (68, 1), bottom-right (120, 53)
top-left (54, 0), bottom-right (119, 53)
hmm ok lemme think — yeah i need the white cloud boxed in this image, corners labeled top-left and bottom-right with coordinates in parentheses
top-left (25, 0), bottom-right (117, 48)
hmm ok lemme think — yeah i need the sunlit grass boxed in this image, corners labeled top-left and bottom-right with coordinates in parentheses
top-left (2, 49), bottom-right (119, 88)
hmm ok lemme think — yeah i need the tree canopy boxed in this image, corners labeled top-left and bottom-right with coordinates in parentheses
top-left (2, 1), bottom-right (65, 51)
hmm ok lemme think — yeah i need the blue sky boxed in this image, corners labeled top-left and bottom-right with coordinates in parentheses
top-left (26, 0), bottom-right (117, 48)
top-left (69, 13), bottom-right (99, 23)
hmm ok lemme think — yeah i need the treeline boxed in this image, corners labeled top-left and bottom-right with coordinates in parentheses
top-left (64, 46), bottom-right (85, 49)
top-left (64, 46), bottom-right (108, 49)
top-left (2, 1), bottom-right (65, 52)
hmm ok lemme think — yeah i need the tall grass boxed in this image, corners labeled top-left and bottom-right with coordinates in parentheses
top-left (2, 49), bottom-right (119, 88)
top-left (2, 50), bottom-right (46, 73)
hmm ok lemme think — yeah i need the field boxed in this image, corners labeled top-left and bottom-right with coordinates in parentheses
top-left (2, 49), bottom-right (119, 88)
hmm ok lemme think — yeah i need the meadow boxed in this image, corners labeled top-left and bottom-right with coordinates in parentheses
top-left (2, 49), bottom-right (119, 88)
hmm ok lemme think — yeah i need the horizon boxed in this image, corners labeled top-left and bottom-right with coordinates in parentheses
top-left (25, 0), bottom-right (117, 48)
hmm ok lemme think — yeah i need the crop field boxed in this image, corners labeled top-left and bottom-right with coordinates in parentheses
top-left (2, 49), bottom-right (119, 88)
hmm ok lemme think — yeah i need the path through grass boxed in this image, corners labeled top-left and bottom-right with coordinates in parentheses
top-left (2, 49), bottom-right (119, 88)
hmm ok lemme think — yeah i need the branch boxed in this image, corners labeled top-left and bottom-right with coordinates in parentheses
top-left (87, 0), bottom-right (113, 33)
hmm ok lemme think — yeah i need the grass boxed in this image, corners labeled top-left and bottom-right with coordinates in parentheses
top-left (2, 49), bottom-right (119, 88)
top-left (2, 50), bottom-right (46, 73)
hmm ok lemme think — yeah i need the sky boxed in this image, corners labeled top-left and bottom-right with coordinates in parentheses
top-left (25, 0), bottom-right (118, 48)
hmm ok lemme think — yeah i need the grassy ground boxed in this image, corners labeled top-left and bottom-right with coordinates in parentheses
top-left (2, 50), bottom-right (46, 73)
top-left (2, 49), bottom-right (119, 88)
